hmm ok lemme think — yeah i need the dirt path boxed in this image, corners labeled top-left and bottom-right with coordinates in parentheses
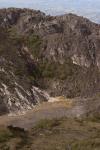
top-left (0, 97), bottom-right (85, 130)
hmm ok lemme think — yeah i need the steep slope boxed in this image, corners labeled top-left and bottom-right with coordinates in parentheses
top-left (0, 8), bottom-right (100, 115)
top-left (0, 27), bottom-right (49, 115)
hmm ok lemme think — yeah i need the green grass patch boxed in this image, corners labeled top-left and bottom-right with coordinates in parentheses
top-left (0, 129), bottom-right (13, 143)
top-left (33, 118), bottom-right (61, 131)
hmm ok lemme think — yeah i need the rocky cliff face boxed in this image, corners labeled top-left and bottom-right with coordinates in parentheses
top-left (0, 25), bottom-right (49, 115)
top-left (0, 8), bottom-right (100, 115)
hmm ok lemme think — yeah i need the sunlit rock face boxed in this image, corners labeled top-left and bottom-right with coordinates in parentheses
top-left (0, 8), bottom-right (100, 115)
top-left (0, 28), bottom-right (49, 115)
top-left (0, 55), bottom-right (50, 115)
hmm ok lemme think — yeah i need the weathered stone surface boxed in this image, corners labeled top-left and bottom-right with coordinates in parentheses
top-left (0, 8), bottom-right (100, 115)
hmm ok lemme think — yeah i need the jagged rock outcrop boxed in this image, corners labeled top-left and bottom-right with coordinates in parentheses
top-left (0, 8), bottom-right (100, 115)
top-left (0, 27), bottom-right (49, 115)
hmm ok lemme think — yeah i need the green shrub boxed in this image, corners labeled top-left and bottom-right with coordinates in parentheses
top-left (33, 118), bottom-right (61, 131)
top-left (38, 59), bottom-right (80, 80)
top-left (27, 34), bottom-right (42, 58)
top-left (0, 130), bottom-right (13, 143)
